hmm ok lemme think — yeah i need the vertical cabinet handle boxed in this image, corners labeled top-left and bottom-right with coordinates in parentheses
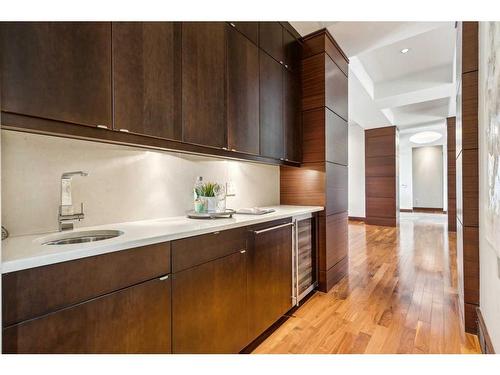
top-left (230, 22), bottom-right (236, 28)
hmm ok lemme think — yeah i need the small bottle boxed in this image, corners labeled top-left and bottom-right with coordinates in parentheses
top-left (193, 176), bottom-right (204, 212)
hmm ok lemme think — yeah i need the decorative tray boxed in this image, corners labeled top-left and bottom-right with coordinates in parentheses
top-left (186, 209), bottom-right (236, 219)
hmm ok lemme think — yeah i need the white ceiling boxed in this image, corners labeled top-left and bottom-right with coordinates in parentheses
top-left (290, 21), bottom-right (456, 133)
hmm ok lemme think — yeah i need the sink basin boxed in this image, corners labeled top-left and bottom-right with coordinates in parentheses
top-left (41, 230), bottom-right (124, 245)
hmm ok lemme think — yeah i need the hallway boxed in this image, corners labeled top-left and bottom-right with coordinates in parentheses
top-left (254, 213), bottom-right (480, 354)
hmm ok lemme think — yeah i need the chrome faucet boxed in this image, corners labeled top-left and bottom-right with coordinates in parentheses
top-left (59, 171), bottom-right (88, 231)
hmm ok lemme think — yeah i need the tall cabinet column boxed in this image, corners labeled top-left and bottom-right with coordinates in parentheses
top-left (280, 29), bottom-right (349, 292)
top-left (456, 21), bottom-right (479, 334)
top-left (364, 126), bottom-right (399, 227)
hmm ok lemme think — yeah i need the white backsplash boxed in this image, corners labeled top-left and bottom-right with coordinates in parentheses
top-left (1, 130), bottom-right (280, 236)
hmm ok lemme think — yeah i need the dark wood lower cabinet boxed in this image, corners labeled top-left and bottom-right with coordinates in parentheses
top-left (2, 277), bottom-right (172, 354)
top-left (247, 220), bottom-right (293, 341)
top-left (172, 251), bottom-right (248, 353)
top-left (2, 218), bottom-right (302, 354)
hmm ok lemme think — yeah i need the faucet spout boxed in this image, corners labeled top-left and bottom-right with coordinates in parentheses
top-left (59, 171), bottom-right (88, 231)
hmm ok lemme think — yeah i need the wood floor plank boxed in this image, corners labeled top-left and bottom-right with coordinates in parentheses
top-left (253, 213), bottom-right (481, 354)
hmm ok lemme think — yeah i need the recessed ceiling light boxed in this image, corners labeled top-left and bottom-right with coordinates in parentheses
top-left (400, 48), bottom-right (410, 54)
top-left (409, 131), bottom-right (442, 144)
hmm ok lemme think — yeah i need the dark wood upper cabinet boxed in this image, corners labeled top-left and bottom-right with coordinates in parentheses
top-left (3, 278), bottom-right (171, 354)
top-left (283, 69), bottom-right (301, 162)
top-left (228, 22), bottom-right (259, 45)
top-left (259, 22), bottom-right (284, 63)
top-left (283, 29), bottom-right (300, 72)
top-left (247, 219), bottom-right (293, 341)
top-left (112, 22), bottom-right (180, 139)
top-left (0, 22), bottom-right (112, 128)
top-left (172, 251), bottom-right (248, 353)
top-left (227, 25), bottom-right (260, 155)
top-left (181, 22), bottom-right (226, 148)
top-left (260, 51), bottom-right (284, 159)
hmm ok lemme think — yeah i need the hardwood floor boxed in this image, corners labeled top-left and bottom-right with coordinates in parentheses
top-left (254, 213), bottom-right (481, 354)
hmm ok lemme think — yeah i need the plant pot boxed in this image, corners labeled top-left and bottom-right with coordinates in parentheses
top-left (201, 196), bottom-right (217, 212)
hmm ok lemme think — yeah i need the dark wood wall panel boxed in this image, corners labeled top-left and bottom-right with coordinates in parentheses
top-left (462, 148), bottom-right (479, 227)
top-left (302, 108), bottom-right (326, 163)
top-left (447, 117), bottom-right (456, 231)
top-left (462, 22), bottom-right (478, 74)
top-left (366, 157), bottom-right (396, 177)
top-left (455, 21), bottom-right (479, 334)
top-left (326, 163), bottom-right (348, 215)
top-left (365, 176), bottom-right (396, 198)
top-left (326, 109), bottom-right (348, 165)
top-left (301, 54), bottom-right (325, 111)
top-left (325, 56), bottom-right (348, 121)
top-left (461, 71), bottom-right (479, 150)
top-left (319, 212), bottom-right (348, 272)
top-left (280, 163), bottom-right (325, 207)
top-left (365, 126), bottom-right (398, 227)
top-left (301, 29), bottom-right (348, 75)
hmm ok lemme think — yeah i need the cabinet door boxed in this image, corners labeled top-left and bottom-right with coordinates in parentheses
top-left (228, 22), bottom-right (258, 45)
top-left (325, 56), bottom-right (348, 121)
top-left (0, 22), bottom-right (112, 128)
top-left (172, 251), bottom-right (248, 353)
top-left (112, 22), bottom-right (180, 139)
top-left (2, 277), bottom-right (171, 354)
top-left (247, 221), bottom-right (293, 341)
top-left (259, 22), bottom-right (284, 63)
top-left (181, 22), bottom-right (226, 148)
top-left (260, 51), bottom-right (284, 159)
top-left (227, 25), bottom-right (260, 155)
top-left (283, 69), bottom-right (301, 162)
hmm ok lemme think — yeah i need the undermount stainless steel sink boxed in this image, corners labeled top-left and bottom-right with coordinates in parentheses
top-left (41, 230), bottom-right (124, 245)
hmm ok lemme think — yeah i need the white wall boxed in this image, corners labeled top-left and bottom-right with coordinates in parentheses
top-left (348, 122), bottom-right (365, 218)
top-left (479, 22), bottom-right (500, 351)
top-left (399, 127), bottom-right (448, 211)
top-left (412, 146), bottom-right (444, 208)
top-left (1, 131), bottom-right (280, 237)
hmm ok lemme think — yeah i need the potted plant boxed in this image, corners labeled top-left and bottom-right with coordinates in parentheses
top-left (195, 182), bottom-right (221, 212)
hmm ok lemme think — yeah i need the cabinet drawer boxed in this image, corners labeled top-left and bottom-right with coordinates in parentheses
top-left (3, 277), bottom-right (171, 354)
top-left (171, 227), bottom-right (247, 273)
top-left (2, 242), bottom-right (170, 327)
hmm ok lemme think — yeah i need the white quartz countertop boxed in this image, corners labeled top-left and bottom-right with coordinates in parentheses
top-left (1, 205), bottom-right (323, 274)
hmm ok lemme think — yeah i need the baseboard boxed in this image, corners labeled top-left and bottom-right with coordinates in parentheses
top-left (348, 216), bottom-right (365, 222)
top-left (412, 207), bottom-right (446, 214)
top-left (400, 209), bottom-right (413, 213)
top-left (477, 307), bottom-right (496, 354)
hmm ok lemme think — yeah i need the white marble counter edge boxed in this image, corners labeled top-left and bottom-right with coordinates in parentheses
top-left (1, 206), bottom-right (323, 274)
